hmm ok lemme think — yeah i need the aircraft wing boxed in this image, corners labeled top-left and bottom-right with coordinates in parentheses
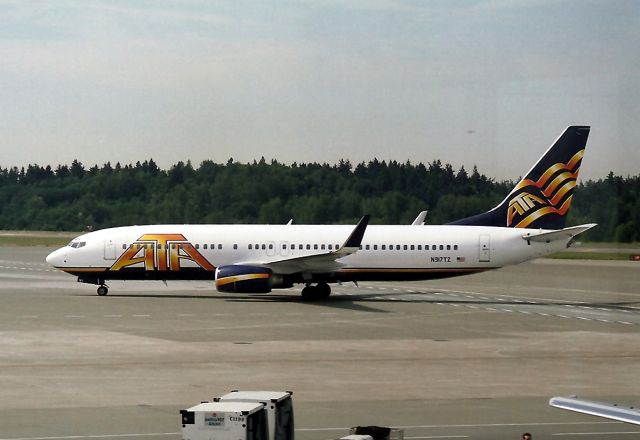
top-left (239, 215), bottom-right (370, 275)
top-left (522, 223), bottom-right (597, 243)
top-left (550, 396), bottom-right (640, 425)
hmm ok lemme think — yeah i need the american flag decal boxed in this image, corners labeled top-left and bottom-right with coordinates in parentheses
top-left (457, 256), bottom-right (465, 262)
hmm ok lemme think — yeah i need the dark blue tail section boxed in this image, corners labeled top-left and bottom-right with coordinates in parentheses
top-left (449, 126), bottom-right (590, 229)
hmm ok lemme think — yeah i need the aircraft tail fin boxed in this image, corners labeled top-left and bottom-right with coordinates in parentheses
top-left (449, 126), bottom-right (590, 229)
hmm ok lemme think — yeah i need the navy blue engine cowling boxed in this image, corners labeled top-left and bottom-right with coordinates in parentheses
top-left (215, 265), bottom-right (272, 293)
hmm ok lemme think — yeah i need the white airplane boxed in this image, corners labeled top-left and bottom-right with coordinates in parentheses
top-left (550, 396), bottom-right (640, 425)
top-left (46, 126), bottom-right (595, 300)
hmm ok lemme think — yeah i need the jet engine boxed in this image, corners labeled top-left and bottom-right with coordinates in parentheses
top-left (215, 265), bottom-right (273, 293)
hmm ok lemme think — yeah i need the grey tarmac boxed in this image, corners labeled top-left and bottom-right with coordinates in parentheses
top-left (0, 247), bottom-right (639, 440)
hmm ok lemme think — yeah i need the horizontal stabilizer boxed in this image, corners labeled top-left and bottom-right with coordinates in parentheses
top-left (522, 224), bottom-right (597, 243)
top-left (550, 396), bottom-right (640, 425)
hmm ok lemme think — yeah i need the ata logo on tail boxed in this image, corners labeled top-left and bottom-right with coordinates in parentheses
top-left (507, 149), bottom-right (584, 228)
top-left (507, 192), bottom-right (546, 226)
top-left (110, 234), bottom-right (215, 272)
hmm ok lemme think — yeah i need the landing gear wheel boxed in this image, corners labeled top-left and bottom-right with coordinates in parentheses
top-left (301, 284), bottom-right (316, 301)
top-left (318, 283), bottom-right (331, 299)
top-left (97, 285), bottom-right (109, 296)
top-left (301, 283), bottom-right (331, 301)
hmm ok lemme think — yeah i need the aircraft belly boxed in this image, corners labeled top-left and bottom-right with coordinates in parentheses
top-left (334, 267), bottom-right (490, 282)
top-left (65, 267), bottom-right (214, 281)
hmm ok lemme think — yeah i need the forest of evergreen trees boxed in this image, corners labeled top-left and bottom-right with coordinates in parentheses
top-left (0, 158), bottom-right (638, 242)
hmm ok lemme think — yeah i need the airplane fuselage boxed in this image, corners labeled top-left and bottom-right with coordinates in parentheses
top-left (46, 224), bottom-right (564, 284)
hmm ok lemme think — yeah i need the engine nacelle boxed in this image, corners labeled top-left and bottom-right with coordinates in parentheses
top-left (215, 265), bottom-right (273, 293)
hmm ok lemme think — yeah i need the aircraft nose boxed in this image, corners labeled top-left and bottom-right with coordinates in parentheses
top-left (46, 248), bottom-right (66, 267)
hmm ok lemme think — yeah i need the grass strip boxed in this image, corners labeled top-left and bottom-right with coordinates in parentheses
top-left (0, 235), bottom-right (75, 247)
top-left (548, 251), bottom-right (634, 261)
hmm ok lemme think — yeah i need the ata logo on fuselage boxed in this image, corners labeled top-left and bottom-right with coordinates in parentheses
top-left (110, 234), bottom-right (215, 272)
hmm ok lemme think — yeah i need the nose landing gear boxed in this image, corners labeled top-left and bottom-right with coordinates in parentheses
top-left (77, 276), bottom-right (110, 296)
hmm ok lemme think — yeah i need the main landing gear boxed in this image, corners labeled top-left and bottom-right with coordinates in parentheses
top-left (301, 283), bottom-right (331, 301)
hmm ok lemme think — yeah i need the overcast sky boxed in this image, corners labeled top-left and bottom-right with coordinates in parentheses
top-left (0, 0), bottom-right (638, 181)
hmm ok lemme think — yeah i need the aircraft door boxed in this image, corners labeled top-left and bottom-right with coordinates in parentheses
top-left (478, 234), bottom-right (490, 262)
top-left (104, 238), bottom-right (116, 260)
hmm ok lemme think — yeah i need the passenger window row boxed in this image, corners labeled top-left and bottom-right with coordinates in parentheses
top-left (120, 242), bottom-right (458, 252)
top-left (247, 243), bottom-right (340, 251)
top-left (122, 243), bottom-right (225, 250)
top-left (360, 244), bottom-right (459, 251)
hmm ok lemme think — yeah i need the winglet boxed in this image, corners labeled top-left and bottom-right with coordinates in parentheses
top-left (342, 215), bottom-right (370, 249)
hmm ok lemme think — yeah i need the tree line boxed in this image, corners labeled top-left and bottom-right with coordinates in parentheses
top-left (0, 158), bottom-right (638, 242)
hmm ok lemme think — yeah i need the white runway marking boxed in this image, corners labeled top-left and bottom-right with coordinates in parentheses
top-left (330, 285), bottom-right (639, 327)
top-left (552, 431), bottom-right (640, 436)
top-left (0, 264), bottom-right (57, 273)
top-left (2, 421), bottom-right (619, 440)
top-left (0, 433), bottom-right (179, 440)
top-left (298, 421), bottom-right (623, 431)
top-left (405, 437), bottom-right (469, 439)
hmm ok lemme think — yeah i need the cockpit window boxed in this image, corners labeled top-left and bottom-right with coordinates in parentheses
top-left (68, 241), bottom-right (86, 249)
